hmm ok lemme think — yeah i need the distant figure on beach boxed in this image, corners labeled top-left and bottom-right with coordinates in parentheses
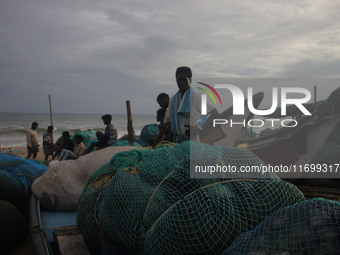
top-left (154, 66), bottom-right (202, 145)
top-left (53, 131), bottom-right (73, 159)
top-left (58, 134), bottom-right (85, 160)
top-left (26, 122), bottom-right (40, 159)
top-left (43, 125), bottom-right (54, 161)
top-left (85, 114), bottom-right (117, 154)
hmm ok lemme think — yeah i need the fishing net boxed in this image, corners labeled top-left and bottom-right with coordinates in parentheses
top-left (77, 141), bottom-right (305, 254)
top-left (77, 149), bottom-right (151, 252)
top-left (72, 130), bottom-right (98, 149)
top-left (0, 200), bottom-right (28, 253)
top-left (0, 153), bottom-right (47, 199)
top-left (136, 124), bottom-right (160, 147)
top-left (31, 146), bottom-right (142, 211)
top-left (143, 178), bottom-right (305, 255)
top-left (0, 171), bottom-right (28, 214)
top-left (222, 198), bottom-right (340, 255)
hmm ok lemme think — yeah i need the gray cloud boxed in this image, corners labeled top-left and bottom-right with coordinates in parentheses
top-left (1, 0), bottom-right (340, 114)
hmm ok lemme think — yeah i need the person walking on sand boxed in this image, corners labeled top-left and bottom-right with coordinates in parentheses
top-left (43, 125), bottom-right (54, 161)
top-left (85, 114), bottom-right (117, 154)
top-left (26, 122), bottom-right (40, 159)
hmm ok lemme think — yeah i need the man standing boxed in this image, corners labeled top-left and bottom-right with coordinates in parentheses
top-left (154, 66), bottom-right (202, 145)
top-left (26, 122), bottom-right (40, 159)
top-left (85, 114), bottom-right (117, 154)
top-left (42, 125), bottom-right (54, 161)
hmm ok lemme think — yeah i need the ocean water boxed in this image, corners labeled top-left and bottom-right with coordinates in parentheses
top-left (0, 112), bottom-right (156, 148)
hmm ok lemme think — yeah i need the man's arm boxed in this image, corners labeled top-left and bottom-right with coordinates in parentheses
top-left (27, 130), bottom-right (32, 147)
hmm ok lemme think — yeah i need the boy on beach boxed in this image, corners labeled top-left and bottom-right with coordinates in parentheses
top-left (26, 122), bottom-right (39, 159)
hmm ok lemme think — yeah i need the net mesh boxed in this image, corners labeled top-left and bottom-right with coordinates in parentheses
top-left (77, 141), bottom-right (305, 254)
top-left (142, 178), bottom-right (305, 255)
top-left (222, 198), bottom-right (340, 255)
top-left (0, 200), bottom-right (28, 253)
top-left (0, 153), bottom-right (47, 199)
top-left (0, 171), bottom-right (28, 214)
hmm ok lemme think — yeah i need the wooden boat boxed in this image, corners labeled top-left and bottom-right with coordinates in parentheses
top-left (29, 194), bottom-right (90, 255)
top-left (247, 86), bottom-right (340, 167)
top-left (247, 114), bottom-right (340, 166)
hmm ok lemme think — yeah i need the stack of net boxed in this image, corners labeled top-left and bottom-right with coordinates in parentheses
top-left (77, 141), bottom-right (305, 254)
top-left (0, 200), bottom-right (28, 253)
top-left (0, 171), bottom-right (28, 214)
top-left (222, 198), bottom-right (340, 255)
top-left (0, 153), bottom-right (47, 197)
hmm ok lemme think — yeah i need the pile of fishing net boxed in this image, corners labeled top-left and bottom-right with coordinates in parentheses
top-left (136, 124), bottom-right (160, 147)
top-left (222, 198), bottom-right (340, 255)
top-left (0, 153), bottom-right (48, 252)
top-left (0, 200), bottom-right (28, 252)
top-left (31, 146), bottom-right (143, 211)
top-left (73, 130), bottom-right (98, 149)
top-left (77, 141), bottom-right (306, 254)
top-left (0, 153), bottom-right (47, 199)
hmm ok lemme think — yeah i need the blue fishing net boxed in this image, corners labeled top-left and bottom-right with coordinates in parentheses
top-left (0, 153), bottom-right (47, 197)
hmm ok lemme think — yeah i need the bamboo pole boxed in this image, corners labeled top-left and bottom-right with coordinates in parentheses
top-left (126, 100), bottom-right (134, 146)
top-left (49, 95), bottom-right (54, 155)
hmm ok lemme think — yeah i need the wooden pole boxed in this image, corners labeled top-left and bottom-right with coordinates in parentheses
top-left (49, 95), bottom-right (54, 128)
top-left (126, 100), bottom-right (134, 146)
top-left (49, 95), bottom-right (54, 154)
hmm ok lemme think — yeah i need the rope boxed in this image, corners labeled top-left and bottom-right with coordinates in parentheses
top-left (29, 225), bottom-right (54, 255)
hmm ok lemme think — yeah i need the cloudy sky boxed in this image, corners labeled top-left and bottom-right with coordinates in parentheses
top-left (1, 0), bottom-right (340, 114)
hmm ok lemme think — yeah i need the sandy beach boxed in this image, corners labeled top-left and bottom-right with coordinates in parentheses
top-left (1, 146), bottom-right (46, 162)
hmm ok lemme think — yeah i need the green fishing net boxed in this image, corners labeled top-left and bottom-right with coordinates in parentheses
top-left (77, 141), bottom-right (305, 254)
top-left (222, 198), bottom-right (340, 255)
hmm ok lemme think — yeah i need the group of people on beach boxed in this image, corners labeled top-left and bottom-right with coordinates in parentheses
top-left (26, 122), bottom-right (85, 161)
top-left (26, 114), bottom-right (118, 161)
top-left (26, 66), bottom-right (201, 160)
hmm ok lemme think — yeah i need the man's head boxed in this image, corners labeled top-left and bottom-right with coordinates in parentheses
top-left (75, 135), bottom-right (84, 144)
top-left (101, 114), bottom-right (112, 125)
top-left (157, 93), bottom-right (170, 108)
top-left (176, 66), bottom-right (192, 94)
top-left (62, 131), bottom-right (70, 139)
top-left (31, 122), bottom-right (39, 130)
top-left (47, 125), bottom-right (54, 133)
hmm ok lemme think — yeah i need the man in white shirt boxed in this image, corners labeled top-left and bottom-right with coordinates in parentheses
top-left (26, 122), bottom-right (39, 159)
